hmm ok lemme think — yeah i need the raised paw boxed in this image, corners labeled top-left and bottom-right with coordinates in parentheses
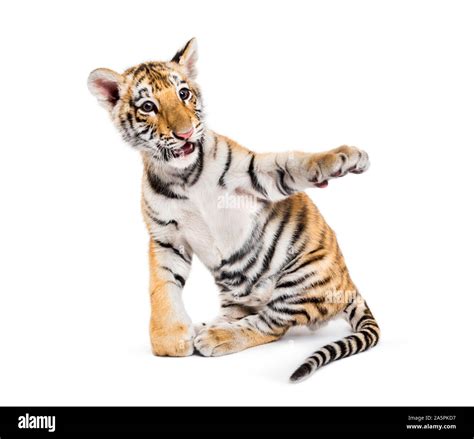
top-left (308, 146), bottom-right (370, 188)
top-left (150, 322), bottom-right (195, 357)
top-left (194, 324), bottom-right (242, 357)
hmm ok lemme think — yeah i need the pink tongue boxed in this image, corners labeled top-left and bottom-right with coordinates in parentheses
top-left (315, 181), bottom-right (328, 188)
top-left (181, 142), bottom-right (194, 155)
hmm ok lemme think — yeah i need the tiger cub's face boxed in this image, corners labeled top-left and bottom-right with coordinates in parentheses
top-left (88, 38), bottom-right (204, 169)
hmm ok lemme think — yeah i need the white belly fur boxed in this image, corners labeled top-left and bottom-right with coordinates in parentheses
top-left (183, 184), bottom-right (260, 268)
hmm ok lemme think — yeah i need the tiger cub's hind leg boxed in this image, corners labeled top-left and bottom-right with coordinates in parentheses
top-left (193, 304), bottom-right (254, 335)
top-left (194, 308), bottom-right (290, 357)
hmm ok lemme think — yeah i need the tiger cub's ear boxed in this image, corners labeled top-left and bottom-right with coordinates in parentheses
top-left (88, 68), bottom-right (123, 111)
top-left (171, 38), bottom-right (198, 79)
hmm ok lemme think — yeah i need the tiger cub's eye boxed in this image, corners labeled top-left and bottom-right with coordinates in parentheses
top-left (179, 88), bottom-right (191, 100)
top-left (140, 101), bottom-right (157, 113)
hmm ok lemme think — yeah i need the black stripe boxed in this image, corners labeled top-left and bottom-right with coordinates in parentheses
top-left (363, 326), bottom-right (380, 345)
top-left (258, 313), bottom-right (275, 330)
top-left (360, 330), bottom-right (373, 347)
top-left (306, 244), bottom-right (325, 257)
top-left (266, 314), bottom-right (287, 329)
top-left (348, 334), bottom-right (364, 353)
top-left (276, 273), bottom-right (330, 290)
top-left (259, 208), bottom-right (291, 273)
top-left (316, 304), bottom-right (328, 316)
top-left (276, 273), bottom-right (316, 289)
top-left (290, 214), bottom-right (307, 244)
top-left (218, 207), bottom-right (277, 268)
top-left (325, 344), bottom-right (338, 361)
top-left (355, 314), bottom-right (375, 330)
top-left (177, 141), bottom-right (206, 184)
top-left (162, 147), bottom-right (175, 163)
top-left (188, 141), bottom-right (205, 186)
top-left (343, 338), bottom-right (354, 357)
top-left (220, 303), bottom-right (236, 308)
top-left (318, 348), bottom-right (328, 365)
top-left (309, 275), bottom-right (332, 289)
top-left (218, 144), bottom-right (233, 187)
top-left (265, 293), bottom-right (296, 308)
top-left (248, 154), bottom-right (268, 197)
top-left (132, 63), bottom-right (152, 79)
top-left (268, 304), bottom-right (311, 322)
top-left (275, 161), bottom-right (296, 195)
top-left (154, 240), bottom-right (191, 264)
top-left (136, 87), bottom-right (151, 101)
top-left (138, 127), bottom-right (151, 136)
top-left (284, 253), bottom-right (326, 276)
top-left (259, 312), bottom-right (285, 330)
top-left (284, 159), bottom-right (296, 182)
top-left (173, 273), bottom-right (186, 287)
top-left (349, 306), bottom-right (357, 322)
top-left (309, 354), bottom-right (321, 368)
top-left (275, 170), bottom-right (287, 195)
top-left (335, 340), bottom-right (348, 358)
top-left (147, 214), bottom-right (178, 228)
top-left (123, 113), bottom-right (138, 143)
top-left (219, 242), bottom-right (265, 291)
top-left (126, 113), bottom-right (135, 134)
top-left (119, 117), bottom-right (132, 141)
top-left (178, 158), bottom-right (199, 185)
top-left (279, 205), bottom-right (308, 272)
top-left (286, 296), bottom-right (324, 306)
top-left (144, 203), bottom-right (179, 228)
top-left (239, 242), bottom-right (265, 272)
top-left (147, 170), bottom-right (188, 200)
top-left (160, 266), bottom-right (186, 288)
top-left (240, 204), bottom-right (293, 296)
top-left (216, 270), bottom-right (247, 286)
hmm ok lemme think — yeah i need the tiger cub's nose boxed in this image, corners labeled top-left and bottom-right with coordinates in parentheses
top-left (173, 128), bottom-right (194, 140)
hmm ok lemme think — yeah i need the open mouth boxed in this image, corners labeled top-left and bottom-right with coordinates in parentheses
top-left (172, 142), bottom-right (195, 158)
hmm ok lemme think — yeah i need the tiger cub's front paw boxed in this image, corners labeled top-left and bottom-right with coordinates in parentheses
top-left (308, 146), bottom-right (370, 188)
top-left (150, 323), bottom-right (195, 357)
top-left (194, 324), bottom-right (241, 357)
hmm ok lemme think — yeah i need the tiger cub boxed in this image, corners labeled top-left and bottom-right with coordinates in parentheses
top-left (88, 38), bottom-right (380, 382)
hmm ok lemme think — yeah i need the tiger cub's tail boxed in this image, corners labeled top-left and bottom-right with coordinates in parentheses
top-left (290, 294), bottom-right (380, 383)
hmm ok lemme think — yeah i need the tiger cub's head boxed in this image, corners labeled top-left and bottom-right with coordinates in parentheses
top-left (88, 38), bottom-right (204, 168)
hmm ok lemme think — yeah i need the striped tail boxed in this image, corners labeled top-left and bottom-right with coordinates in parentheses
top-left (289, 294), bottom-right (380, 383)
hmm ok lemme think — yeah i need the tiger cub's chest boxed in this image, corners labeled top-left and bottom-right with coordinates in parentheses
top-left (181, 186), bottom-right (262, 269)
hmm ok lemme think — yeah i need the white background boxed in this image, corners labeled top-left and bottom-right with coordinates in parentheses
top-left (0, 0), bottom-right (473, 406)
